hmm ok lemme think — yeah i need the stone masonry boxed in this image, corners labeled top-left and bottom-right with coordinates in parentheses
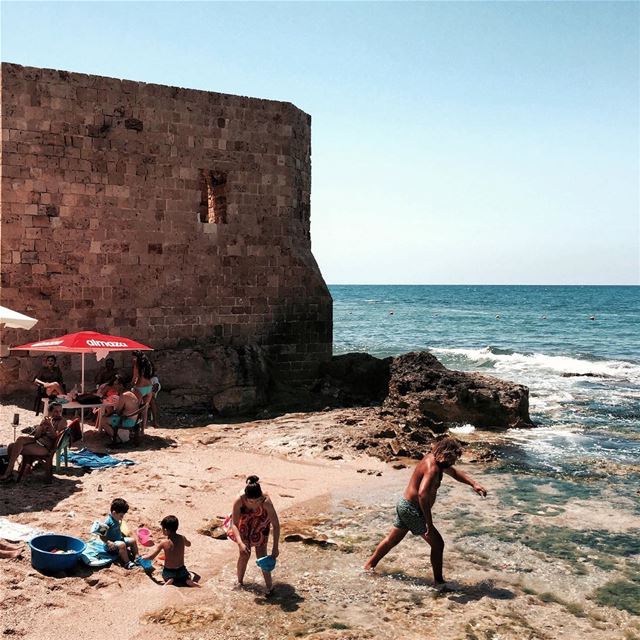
top-left (0, 63), bottom-right (332, 401)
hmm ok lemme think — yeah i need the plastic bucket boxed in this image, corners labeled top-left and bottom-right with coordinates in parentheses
top-left (137, 527), bottom-right (152, 546)
top-left (29, 534), bottom-right (86, 573)
top-left (256, 555), bottom-right (276, 572)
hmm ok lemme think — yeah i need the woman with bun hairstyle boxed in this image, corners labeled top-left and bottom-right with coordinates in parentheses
top-left (229, 475), bottom-right (280, 594)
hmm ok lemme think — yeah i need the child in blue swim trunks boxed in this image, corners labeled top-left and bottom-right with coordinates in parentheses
top-left (98, 498), bottom-right (139, 569)
top-left (142, 515), bottom-right (200, 587)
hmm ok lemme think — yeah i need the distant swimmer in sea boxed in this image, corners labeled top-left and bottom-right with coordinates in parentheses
top-left (590, 315), bottom-right (596, 321)
top-left (495, 314), bottom-right (501, 319)
top-left (363, 436), bottom-right (487, 587)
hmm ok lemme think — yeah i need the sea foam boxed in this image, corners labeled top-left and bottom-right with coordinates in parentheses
top-left (431, 346), bottom-right (640, 384)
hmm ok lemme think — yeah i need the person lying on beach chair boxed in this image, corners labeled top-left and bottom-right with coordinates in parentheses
top-left (0, 402), bottom-right (67, 482)
top-left (364, 436), bottom-right (487, 588)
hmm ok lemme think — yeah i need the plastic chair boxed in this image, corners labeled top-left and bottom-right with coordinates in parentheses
top-left (111, 401), bottom-right (150, 446)
top-left (17, 425), bottom-right (74, 483)
top-left (33, 384), bottom-right (47, 416)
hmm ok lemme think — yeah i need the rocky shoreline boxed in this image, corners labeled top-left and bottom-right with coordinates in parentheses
top-left (0, 400), bottom-right (638, 640)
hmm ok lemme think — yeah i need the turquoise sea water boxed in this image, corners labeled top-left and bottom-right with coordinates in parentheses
top-left (330, 285), bottom-right (640, 475)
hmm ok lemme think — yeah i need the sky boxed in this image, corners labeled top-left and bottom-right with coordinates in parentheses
top-left (1, 1), bottom-right (638, 285)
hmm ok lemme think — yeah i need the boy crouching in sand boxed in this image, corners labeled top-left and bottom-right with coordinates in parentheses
top-left (100, 498), bottom-right (139, 570)
top-left (142, 515), bottom-right (200, 587)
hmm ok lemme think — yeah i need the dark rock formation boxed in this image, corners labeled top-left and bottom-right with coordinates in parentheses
top-left (317, 350), bottom-right (533, 437)
top-left (313, 352), bottom-right (391, 405)
top-left (153, 342), bottom-right (270, 416)
top-left (198, 517), bottom-right (228, 540)
top-left (385, 351), bottom-right (532, 430)
top-left (308, 350), bottom-right (534, 461)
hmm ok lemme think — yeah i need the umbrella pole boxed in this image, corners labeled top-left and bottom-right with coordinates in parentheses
top-left (80, 352), bottom-right (86, 440)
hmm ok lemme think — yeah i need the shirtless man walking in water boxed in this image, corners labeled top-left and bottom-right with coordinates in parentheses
top-left (364, 436), bottom-right (487, 586)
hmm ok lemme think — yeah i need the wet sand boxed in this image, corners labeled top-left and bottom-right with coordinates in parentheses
top-left (0, 403), bottom-right (638, 639)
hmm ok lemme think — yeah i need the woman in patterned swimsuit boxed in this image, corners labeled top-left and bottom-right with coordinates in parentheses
top-left (229, 475), bottom-right (280, 594)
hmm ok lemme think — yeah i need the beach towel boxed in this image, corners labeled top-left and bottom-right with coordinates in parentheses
top-left (80, 539), bottom-right (113, 568)
top-left (0, 517), bottom-right (45, 542)
top-left (67, 448), bottom-right (135, 470)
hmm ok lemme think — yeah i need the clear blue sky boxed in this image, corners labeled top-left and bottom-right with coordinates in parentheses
top-left (2, 1), bottom-right (638, 285)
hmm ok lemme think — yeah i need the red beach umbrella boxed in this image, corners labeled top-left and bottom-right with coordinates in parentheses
top-left (12, 331), bottom-right (153, 391)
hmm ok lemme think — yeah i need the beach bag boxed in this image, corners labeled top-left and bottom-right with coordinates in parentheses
top-left (76, 393), bottom-right (101, 405)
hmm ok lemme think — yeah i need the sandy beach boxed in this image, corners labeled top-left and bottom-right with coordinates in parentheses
top-left (0, 401), bottom-right (638, 640)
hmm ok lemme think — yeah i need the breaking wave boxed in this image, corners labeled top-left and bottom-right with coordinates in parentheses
top-left (431, 346), bottom-right (640, 384)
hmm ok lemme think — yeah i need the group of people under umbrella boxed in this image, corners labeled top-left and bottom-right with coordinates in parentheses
top-left (0, 321), bottom-right (160, 482)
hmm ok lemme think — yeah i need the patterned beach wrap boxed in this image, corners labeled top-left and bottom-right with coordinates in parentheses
top-left (222, 514), bottom-right (236, 542)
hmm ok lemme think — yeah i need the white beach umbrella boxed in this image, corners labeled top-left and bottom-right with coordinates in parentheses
top-left (0, 305), bottom-right (38, 330)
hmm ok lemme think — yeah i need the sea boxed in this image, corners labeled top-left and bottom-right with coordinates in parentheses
top-left (330, 285), bottom-right (640, 478)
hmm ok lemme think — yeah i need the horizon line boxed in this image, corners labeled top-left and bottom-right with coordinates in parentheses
top-left (326, 283), bottom-right (640, 287)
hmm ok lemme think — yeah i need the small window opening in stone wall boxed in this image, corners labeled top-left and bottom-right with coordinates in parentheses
top-left (199, 170), bottom-right (228, 224)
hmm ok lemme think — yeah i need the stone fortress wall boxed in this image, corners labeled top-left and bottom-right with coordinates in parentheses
top-left (0, 63), bottom-right (332, 403)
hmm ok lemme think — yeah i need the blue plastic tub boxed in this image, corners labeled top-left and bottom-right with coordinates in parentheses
top-left (29, 534), bottom-right (86, 573)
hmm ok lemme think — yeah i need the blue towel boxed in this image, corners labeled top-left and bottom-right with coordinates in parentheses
top-left (80, 539), bottom-right (113, 567)
top-left (67, 448), bottom-right (135, 469)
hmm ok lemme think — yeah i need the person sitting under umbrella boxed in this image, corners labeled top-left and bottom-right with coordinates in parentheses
top-left (95, 357), bottom-right (116, 388)
top-left (34, 355), bottom-right (66, 397)
top-left (99, 377), bottom-right (140, 441)
top-left (0, 402), bottom-right (67, 481)
top-left (93, 374), bottom-right (121, 422)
